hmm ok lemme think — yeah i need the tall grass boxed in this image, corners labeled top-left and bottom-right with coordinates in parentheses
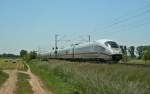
top-left (29, 59), bottom-right (150, 94)
top-left (0, 71), bottom-right (9, 87)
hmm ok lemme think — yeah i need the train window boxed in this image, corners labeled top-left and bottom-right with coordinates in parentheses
top-left (65, 51), bottom-right (68, 54)
top-left (105, 41), bottom-right (119, 48)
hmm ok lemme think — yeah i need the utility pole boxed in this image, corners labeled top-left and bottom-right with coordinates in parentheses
top-left (71, 43), bottom-right (78, 59)
top-left (55, 34), bottom-right (58, 57)
top-left (88, 35), bottom-right (91, 43)
top-left (37, 46), bottom-right (41, 60)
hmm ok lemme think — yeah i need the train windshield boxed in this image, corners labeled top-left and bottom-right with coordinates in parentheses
top-left (105, 41), bottom-right (119, 48)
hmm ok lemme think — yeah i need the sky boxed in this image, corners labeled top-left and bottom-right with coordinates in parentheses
top-left (0, 0), bottom-right (150, 54)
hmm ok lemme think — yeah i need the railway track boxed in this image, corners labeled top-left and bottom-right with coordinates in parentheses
top-left (120, 63), bottom-right (150, 68)
top-left (48, 59), bottom-right (150, 68)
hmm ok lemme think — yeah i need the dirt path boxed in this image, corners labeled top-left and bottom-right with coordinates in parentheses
top-left (0, 64), bottom-right (51, 94)
top-left (18, 64), bottom-right (51, 94)
top-left (0, 70), bottom-right (17, 94)
top-left (27, 67), bottom-right (51, 94)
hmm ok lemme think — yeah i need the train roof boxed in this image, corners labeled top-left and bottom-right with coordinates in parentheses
top-left (58, 39), bottom-right (117, 51)
top-left (96, 39), bottom-right (114, 43)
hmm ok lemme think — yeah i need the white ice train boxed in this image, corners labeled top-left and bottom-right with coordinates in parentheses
top-left (49, 39), bottom-right (122, 61)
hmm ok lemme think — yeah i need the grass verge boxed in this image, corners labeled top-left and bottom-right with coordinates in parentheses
top-left (29, 59), bottom-right (150, 94)
top-left (29, 60), bottom-right (74, 94)
top-left (21, 61), bottom-right (28, 71)
top-left (0, 71), bottom-right (9, 87)
top-left (14, 73), bottom-right (33, 94)
top-left (128, 59), bottom-right (150, 64)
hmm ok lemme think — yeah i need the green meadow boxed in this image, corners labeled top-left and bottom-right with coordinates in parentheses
top-left (29, 59), bottom-right (150, 94)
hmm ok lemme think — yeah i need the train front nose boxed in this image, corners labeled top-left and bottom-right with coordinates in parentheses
top-left (112, 54), bottom-right (122, 61)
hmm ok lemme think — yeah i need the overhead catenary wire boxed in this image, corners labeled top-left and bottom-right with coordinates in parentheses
top-left (98, 10), bottom-right (150, 34)
top-left (99, 18), bottom-right (150, 36)
top-left (99, 15), bottom-right (150, 36)
top-left (94, 4), bottom-right (150, 34)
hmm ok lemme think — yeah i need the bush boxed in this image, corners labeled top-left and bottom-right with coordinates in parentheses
top-left (122, 54), bottom-right (128, 63)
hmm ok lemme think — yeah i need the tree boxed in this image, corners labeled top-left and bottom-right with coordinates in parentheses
top-left (143, 46), bottom-right (150, 63)
top-left (120, 45), bottom-right (128, 63)
top-left (29, 51), bottom-right (37, 60)
top-left (20, 50), bottom-right (28, 58)
top-left (20, 50), bottom-right (30, 62)
top-left (136, 46), bottom-right (144, 59)
top-left (120, 45), bottom-right (127, 54)
top-left (128, 46), bottom-right (135, 58)
top-left (20, 50), bottom-right (37, 62)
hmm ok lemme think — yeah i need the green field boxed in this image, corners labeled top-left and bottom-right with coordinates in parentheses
top-left (14, 73), bottom-right (33, 94)
top-left (0, 58), bottom-right (26, 70)
top-left (29, 59), bottom-right (150, 94)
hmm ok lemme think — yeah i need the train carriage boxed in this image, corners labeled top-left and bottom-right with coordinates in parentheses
top-left (52, 39), bottom-right (122, 61)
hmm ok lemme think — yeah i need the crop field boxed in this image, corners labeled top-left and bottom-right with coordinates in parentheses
top-left (29, 59), bottom-right (150, 94)
top-left (0, 58), bottom-right (25, 70)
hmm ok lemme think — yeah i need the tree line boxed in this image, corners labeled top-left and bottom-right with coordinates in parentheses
top-left (0, 53), bottom-right (19, 58)
top-left (20, 50), bottom-right (37, 61)
top-left (120, 45), bottom-right (150, 62)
